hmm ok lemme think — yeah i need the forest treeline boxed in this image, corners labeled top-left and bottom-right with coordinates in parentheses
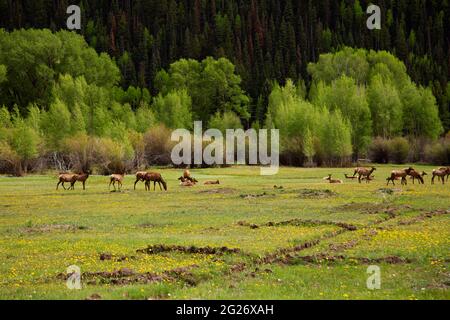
top-left (0, 0), bottom-right (449, 131)
top-left (0, 29), bottom-right (448, 175)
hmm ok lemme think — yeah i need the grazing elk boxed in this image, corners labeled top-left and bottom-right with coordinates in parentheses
top-left (204, 180), bottom-right (220, 185)
top-left (325, 174), bottom-right (343, 184)
top-left (438, 167), bottom-right (450, 182)
top-left (71, 172), bottom-right (90, 190)
top-left (431, 167), bottom-right (449, 185)
top-left (134, 171), bottom-right (148, 190)
top-left (409, 170), bottom-right (427, 184)
top-left (144, 172), bottom-right (167, 191)
top-left (56, 173), bottom-right (77, 190)
top-left (109, 173), bottom-right (125, 191)
top-left (387, 167), bottom-right (414, 186)
top-left (354, 167), bottom-right (376, 183)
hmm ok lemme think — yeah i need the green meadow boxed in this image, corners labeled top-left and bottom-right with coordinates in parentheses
top-left (0, 165), bottom-right (448, 300)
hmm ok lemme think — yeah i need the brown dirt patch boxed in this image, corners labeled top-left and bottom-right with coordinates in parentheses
top-left (136, 244), bottom-right (240, 255)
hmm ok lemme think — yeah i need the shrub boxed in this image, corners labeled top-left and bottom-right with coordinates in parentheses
top-left (369, 137), bottom-right (390, 163)
top-left (388, 137), bottom-right (410, 164)
top-left (143, 124), bottom-right (174, 165)
top-left (424, 138), bottom-right (450, 165)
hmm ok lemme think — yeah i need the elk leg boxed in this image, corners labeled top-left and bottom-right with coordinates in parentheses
top-left (158, 181), bottom-right (162, 190)
top-left (134, 179), bottom-right (139, 190)
top-left (153, 181), bottom-right (156, 191)
top-left (82, 181), bottom-right (85, 190)
top-left (56, 181), bottom-right (61, 190)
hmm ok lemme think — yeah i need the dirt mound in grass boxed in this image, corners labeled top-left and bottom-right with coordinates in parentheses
top-left (58, 265), bottom-right (200, 286)
top-left (239, 192), bottom-right (275, 199)
top-left (297, 189), bottom-right (337, 199)
top-left (198, 188), bottom-right (236, 194)
top-left (136, 244), bottom-right (241, 255)
top-left (23, 224), bottom-right (87, 233)
top-left (292, 254), bottom-right (412, 265)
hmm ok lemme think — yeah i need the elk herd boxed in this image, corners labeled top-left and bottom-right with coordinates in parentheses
top-left (323, 166), bottom-right (450, 186)
top-left (57, 166), bottom-right (449, 191)
top-left (56, 169), bottom-right (218, 191)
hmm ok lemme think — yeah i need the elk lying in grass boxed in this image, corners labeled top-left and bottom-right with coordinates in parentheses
top-left (387, 167), bottom-right (414, 186)
top-left (431, 167), bottom-right (449, 184)
top-left (178, 176), bottom-right (198, 184)
top-left (71, 172), bottom-right (90, 190)
top-left (109, 174), bottom-right (125, 191)
top-left (353, 167), bottom-right (376, 183)
top-left (409, 170), bottom-right (426, 184)
top-left (325, 174), bottom-right (343, 184)
top-left (134, 171), bottom-right (148, 190)
top-left (144, 172), bottom-right (167, 191)
top-left (180, 180), bottom-right (196, 187)
top-left (56, 173), bottom-right (77, 190)
top-left (344, 174), bottom-right (358, 180)
top-left (204, 180), bottom-right (220, 185)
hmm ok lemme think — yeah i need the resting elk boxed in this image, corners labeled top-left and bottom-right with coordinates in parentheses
top-left (204, 180), bottom-right (220, 185)
top-left (325, 174), bottom-right (343, 184)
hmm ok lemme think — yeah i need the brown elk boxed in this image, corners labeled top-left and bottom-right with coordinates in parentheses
top-left (109, 173), bottom-right (125, 191)
top-left (438, 167), bottom-right (450, 182)
top-left (325, 174), bottom-right (343, 184)
top-left (56, 173), bottom-right (77, 190)
top-left (204, 180), bottom-right (220, 185)
top-left (409, 170), bottom-right (426, 184)
top-left (354, 167), bottom-right (376, 183)
top-left (71, 172), bottom-right (90, 190)
top-left (431, 167), bottom-right (449, 185)
top-left (180, 180), bottom-right (196, 187)
top-left (387, 167), bottom-right (414, 186)
top-left (134, 171), bottom-right (148, 190)
top-left (144, 172), bottom-right (167, 191)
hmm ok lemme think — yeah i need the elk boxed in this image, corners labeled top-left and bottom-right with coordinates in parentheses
top-left (387, 167), bottom-right (414, 186)
top-left (438, 167), bottom-right (450, 181)
top-left (344, 174), bottom-right (358, 180)
top-left (109, 173), bottom-right (125, 191)
top-left (134, 171), bottom-right (148, 190)
top-left (409, 170), bottom-right (426, 184)
top-left (71, 172), bottom-right (90, 190)
top-left (178, 176), bottom-right (198, 184)
top-left (56, 173), bottom-right (77, 190)
top-left (204, 180), bottom-right (220, 185)
top-left (354, 167), bottom-right (376, 183)
top-left (180, 180), bottom-right (196, 187)
top-left (325, 174), bottom-right (343, 184)
top-left (144, 172), bottom-right (167, 191)
top-left (431, 167), bottom-right (449, 185)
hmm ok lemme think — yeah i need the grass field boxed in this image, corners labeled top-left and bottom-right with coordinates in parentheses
top-left (0, 165), bottom-right (448, 300)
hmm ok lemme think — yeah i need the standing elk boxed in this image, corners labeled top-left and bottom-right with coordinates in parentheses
top-left (387, 167), bottom-right (414, 186)
top-left (409, 170), bottom-right (427, 184)
top-left (431, 167), bottom-right (449, 185)
top-left (438, 167), bottom-right (450, 182)
top-left (134, 171), bottom-right (148, 190)
top-left (325, 174), bottom-right (343, 184)
top-left (144, 172), bottom-right (167, 191)
top-left (353, 167), bottom-right (376, 183)
top-left (56, 173), bottom-right (77, 190)
top-left (71, 172), bottom-right (90, 190)
top-left (109, 173), bottom-right (125, 191)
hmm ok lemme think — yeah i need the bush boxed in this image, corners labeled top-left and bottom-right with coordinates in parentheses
top-left (369, 137), bottom-right (390, 163)
top-left (424, 138), bottom-right (450, 165)
top-left (143, 124), bottom-right (174, 165)
top-left (388, 137), bottom-right (410, 164)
